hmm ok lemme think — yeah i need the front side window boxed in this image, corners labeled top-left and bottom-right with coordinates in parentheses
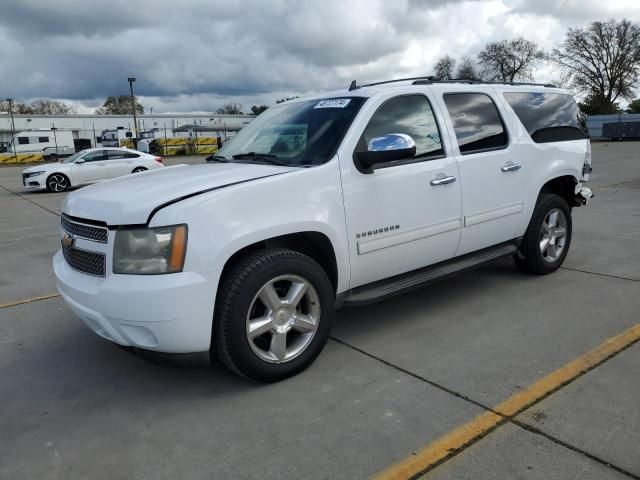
top-left (504, 92), bottom-right (588, 142)
top-left (216, 97), bottom-right (366, 167)
top-left (38, 136), bottom-right (49, 143)
top-left (18, 137), bottom-right (29, 145)
top-left (359, 94), bottom-right (444, 159)
top-left (444, 93), bottom-right (508, 155)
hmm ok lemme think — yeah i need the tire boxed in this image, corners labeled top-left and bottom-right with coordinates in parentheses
top-left (213, 248), bottom-right (334, 382)
top-left (132, 167), bottom-right (147, 173)
top-left (514, 194), bottom-right (572, 275)
top-left (48, 154), bottom-right (58, 162)
top-left (46, 173), bottom-right (70, 192)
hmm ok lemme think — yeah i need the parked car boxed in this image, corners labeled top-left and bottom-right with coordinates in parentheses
top-left (22, 147), bottom-right (163, 192)
top-left (54, 78), bottom-right (593, 382)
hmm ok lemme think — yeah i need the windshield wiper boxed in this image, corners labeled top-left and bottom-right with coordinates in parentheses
top-left (206, 155), bottom-right (229, 163)
top-left (231, 152), bottom-right (290, 166)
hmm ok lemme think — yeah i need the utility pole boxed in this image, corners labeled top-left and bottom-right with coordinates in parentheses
top-left (6, 98), bottom-right (17, 162)
top-left (51, 125), bottom-right (59, 160)
top-left (127, 77), bottom-right (138, 143)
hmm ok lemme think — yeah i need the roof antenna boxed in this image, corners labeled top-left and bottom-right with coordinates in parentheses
top-left (348, 80), bottom-right (357, 91)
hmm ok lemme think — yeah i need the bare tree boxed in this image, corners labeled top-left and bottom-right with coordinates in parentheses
top-left (29, 99), bottom-right (76, 115)
top-left (478, 37), bottom-right (545, 82)
top-left (456, 56), bottom-right (479, 79)
top-left (551, 19), bottom-right (640, 110)
top-left (216, 103), bottom-right (243, 115)
top-left (0, 99), bottom-right (33, 114)
top-left (434, 55), bottom-right (456, 79)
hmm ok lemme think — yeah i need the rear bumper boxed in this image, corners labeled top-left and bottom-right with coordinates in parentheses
top-left (54, 250), bottom-right (222, 353)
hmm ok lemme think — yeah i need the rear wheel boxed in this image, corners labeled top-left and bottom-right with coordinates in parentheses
top-left (514, 194), bottom-right (572, 274)
top-left (132, 167), bottom-right (147, 173)
top-left (46, 173), bottom-right (69, 192)
top-left (213, 249), bottom-right (334, 382)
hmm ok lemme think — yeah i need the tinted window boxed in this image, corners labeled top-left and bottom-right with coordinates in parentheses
top-left (38, 136), bottom-right (49, 143)
top-left (444, 93), bottom-right (508, 154)
top-left (83, 151), bottom-right (106, 162)
top-left (126, 152), bottom-right (140, 158)
top-left (18, 137), bottom-right (29, 145)
top-left (361, 95), bottom-right (443, 158)
top-left (504, 92), bottom-right (588, 142)
top-left (108, 150), bottom-right (128, 160)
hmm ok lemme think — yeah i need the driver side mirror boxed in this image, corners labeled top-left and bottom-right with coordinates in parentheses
top-left (75, 158), bottom-right (85, 164)
top-left (356, 133), bottom-right (416, 173)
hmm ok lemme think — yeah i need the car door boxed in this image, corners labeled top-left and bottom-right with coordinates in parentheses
top-left (339, 92), bottom-right (462, 288)
top-left (72, 150), bottom-right (107, 185)
top-left (106, 150), bottom-right (138, 178)
top-left (438, 91), bottom-right (526, 256)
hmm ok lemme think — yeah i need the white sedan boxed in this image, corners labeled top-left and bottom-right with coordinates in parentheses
top-left (21, 147), bottom-right (164, 192)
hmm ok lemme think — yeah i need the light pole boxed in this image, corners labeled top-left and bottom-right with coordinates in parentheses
top-left (127, 77), bottom-right (138, 143)
top-left (6, 98), bottom-right (17, 162)
top-left (51, 125), bottom-right (59, 160)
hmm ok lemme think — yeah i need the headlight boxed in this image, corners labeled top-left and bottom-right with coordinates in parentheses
top-left (25, 171), bottom-right (45, 178)
top-left (113, 225), bottom-right (187, 274)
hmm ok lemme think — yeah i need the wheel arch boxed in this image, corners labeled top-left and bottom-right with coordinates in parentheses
top-left (220, 231), bottom-right (339, 294)
top-left (539, 174), bottom-right (580, 207)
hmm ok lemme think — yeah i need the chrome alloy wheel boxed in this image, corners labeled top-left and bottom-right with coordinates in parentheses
top-left (246, 274), bottom-right (321, 364)
top-left (540, 208), bottom-right (567, 262)
top-left (47, 174), bottom-right (68, 192)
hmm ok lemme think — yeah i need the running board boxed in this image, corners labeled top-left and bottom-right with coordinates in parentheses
top-left (341, 241), bottom-right (519, 307)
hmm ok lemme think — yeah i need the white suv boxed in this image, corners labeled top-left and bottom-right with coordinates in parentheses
top-left (54, 78), bottom-right (593, 382)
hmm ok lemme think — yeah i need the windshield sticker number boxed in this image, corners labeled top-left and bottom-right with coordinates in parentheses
top-left (314, 99), bottom-right (351, 109)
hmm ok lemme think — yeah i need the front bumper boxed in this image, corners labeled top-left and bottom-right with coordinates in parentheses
top-left (54, 250), bottom-right (222, 353)
top-left (22, 174), bottom-right (46, 190)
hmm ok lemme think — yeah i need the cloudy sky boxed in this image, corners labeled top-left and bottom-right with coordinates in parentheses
top-left (1, 0), bottom-right (639, 113)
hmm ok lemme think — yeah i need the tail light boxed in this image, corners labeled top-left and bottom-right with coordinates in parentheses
top-left (154, 156), bottom-right (163, 164)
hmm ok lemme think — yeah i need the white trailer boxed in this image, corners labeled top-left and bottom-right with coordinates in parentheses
top-left (8, 130), bottom-right (76, 160)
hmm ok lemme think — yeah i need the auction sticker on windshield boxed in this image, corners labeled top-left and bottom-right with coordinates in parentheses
top-left (314, 98), bottom-right (351, 109)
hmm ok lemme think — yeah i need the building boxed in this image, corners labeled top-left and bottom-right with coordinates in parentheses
top-left (586, 113), bottom-right (640, 139)
top-left (0, 113), bottom-right (254, 147)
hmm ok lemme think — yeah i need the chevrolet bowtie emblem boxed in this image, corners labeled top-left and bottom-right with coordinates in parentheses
top-left (61, 233), bottom-right (75, 249)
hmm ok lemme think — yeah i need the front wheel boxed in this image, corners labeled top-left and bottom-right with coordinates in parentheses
top-left (213, 249), bottom-right (334, 382)
top-left (514, 194), bottom-right (572, 274)
top-left (46, 173), bottom-right (70, 192)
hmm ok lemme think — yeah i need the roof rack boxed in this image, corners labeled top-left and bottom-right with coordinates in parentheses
top-left (348, 77), bottom-right (556, 90)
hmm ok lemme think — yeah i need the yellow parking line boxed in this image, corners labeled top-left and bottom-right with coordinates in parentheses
top-left (374, 322), bottom-right (640, 480)
top-left (0, 293), bottom-right (60, 309)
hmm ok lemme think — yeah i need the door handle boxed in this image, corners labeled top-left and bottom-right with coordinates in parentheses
top-left (501, 161), bottom-right (521, 172)
top-left (430, 175), bottom-right (457, 186)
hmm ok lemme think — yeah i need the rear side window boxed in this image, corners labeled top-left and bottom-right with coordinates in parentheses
top-left (361, 94), bottom-right (444, 158)
top-left (504, 92), bottom-right (588, 143)
top-left (18, 137), bottom-right (29, 145)
top-left (443, 93), bottom-right (508, 155)
top-left (38, 136), bottom-right (49, 143)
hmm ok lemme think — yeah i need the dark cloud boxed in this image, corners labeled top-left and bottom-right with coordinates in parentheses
top-left (1, 0), bottom-right (638, 111)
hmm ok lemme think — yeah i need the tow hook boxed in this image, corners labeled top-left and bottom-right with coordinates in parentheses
top-left (575, 184), bottom-right (594, 206)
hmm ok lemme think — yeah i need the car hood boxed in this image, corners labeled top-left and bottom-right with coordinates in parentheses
top-left (62, 163), bottom-right (298, 226)
top-left (23, 162), bottom-right (69, 174)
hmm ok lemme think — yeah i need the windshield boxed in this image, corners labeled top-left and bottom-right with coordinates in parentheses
top-left (217, 97), bottom-right (366, 167)
top-left (61, 151), bottom-right (85, 163)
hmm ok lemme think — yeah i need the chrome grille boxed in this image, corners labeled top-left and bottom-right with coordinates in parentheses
top-left (62, 246), bottom-right (106, 277)
top-left (61, 215), bottom-right (108, 243)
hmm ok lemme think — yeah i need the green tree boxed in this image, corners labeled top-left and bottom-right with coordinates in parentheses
top-left (250, 105), bottom-right (269, 115)
top-left (626, 99), bottom-right (640, 113)
top-left (578, 95), bottom-right (622, 115)
top-left (456, 56), bottom-right (478, 80)
top-left (96, 95), bottom-right (144, 114)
